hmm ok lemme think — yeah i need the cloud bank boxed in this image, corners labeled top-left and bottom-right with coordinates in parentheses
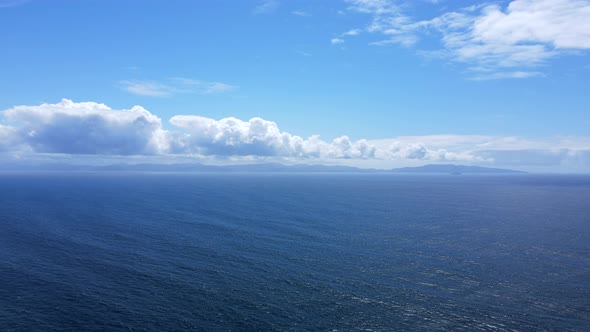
top-left (1, 99), bottom-right (589, 171)
top-left (1, 99), bottom-right (478, 161)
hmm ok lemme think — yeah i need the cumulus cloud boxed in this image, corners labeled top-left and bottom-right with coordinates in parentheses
top-left (387, 141), bottom-right (486, 162)
top-left (326, 136), bottom-right (376, 159)
top-left (169, 115), bottom-right (377, 159)
top-left (341, 0), bottom-right (590, 77)
top-left (3, 99), bottom-right (169, 155)
top-left (0, 124), bottom-right (24, 152)
top-left (170, 115), bottom-right (296, 156)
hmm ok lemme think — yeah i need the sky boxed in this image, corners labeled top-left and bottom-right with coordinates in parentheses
top-left (1, 0), bottom-right (589, 172)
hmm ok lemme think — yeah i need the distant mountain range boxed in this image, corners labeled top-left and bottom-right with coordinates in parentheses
top-left (0, 162), bottom-right (526, 174)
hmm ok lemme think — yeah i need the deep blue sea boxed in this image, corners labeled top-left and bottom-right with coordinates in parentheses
top-left (1, 173), bottom-right (589, 331)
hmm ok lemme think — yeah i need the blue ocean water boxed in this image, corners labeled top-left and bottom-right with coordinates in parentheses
top-left (0, 173), bottom-right (589, 331)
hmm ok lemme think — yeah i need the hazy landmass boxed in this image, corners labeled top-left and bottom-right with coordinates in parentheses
top-left (391, 164), bottom-right (527, 174)
top-left (0, 162), bottom-right (526, 174)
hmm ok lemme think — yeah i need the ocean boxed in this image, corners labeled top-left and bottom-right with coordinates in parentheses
top-left (0, 173), bottom-right (589, 331)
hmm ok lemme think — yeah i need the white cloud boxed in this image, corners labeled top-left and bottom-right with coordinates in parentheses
top-left (322, 136), bottom-right (376, 159)
top-left (170, 115), bottom-right (296, 156)
top-left (384, 141), bottom-right (486, 162)
top-left (341, 0), bottom-right (590, 77)
top-left (331, 38), bottom-right (345, 45)
top-left (120, 78), bottom-right (238, 97)
top-left (169, 115), bottom-right (377, 159)
top-left (425, 0), bottom-right (590, 72)
top-left (470, 0), bottom-right (590, 49)
top-left (3, 99), bottom-right (169, 155)
top-left (0, 124), bottom-right (24, 151)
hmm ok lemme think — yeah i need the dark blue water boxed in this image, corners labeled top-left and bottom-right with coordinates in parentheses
top-left (0, 173), bottom-right (589, 331)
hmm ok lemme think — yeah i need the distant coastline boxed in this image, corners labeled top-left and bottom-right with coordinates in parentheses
top-left (0, 162), bottom-right (526, 174)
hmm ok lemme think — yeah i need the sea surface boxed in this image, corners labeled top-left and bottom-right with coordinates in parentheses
top-left (0, 173), bottom-right (589, 331)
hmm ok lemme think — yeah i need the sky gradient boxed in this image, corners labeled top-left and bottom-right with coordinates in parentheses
top-left (1, 0), bottom-right (589, 172)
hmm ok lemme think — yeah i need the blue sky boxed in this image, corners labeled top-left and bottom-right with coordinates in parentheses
top-left (1, 0), bottom-right (589, 171)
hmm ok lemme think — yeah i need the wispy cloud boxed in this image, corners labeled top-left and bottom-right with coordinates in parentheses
top-left (335, 0), bottom-right (417, 46)
top-left (469, 71), bottom-right (546, 81)
top-left (340, 0), bottom-right (590, 78)
top-left (0, 0), bottom-right (30, 8)
top-left (291, 10), bottom-right (310, 17)
top-left (346, 0), bottom-right (401, 16)
top-left (253, 0), bottom-right (279, 14)
top-left (369, 34), bottom-right (417, 47)
top-left (168, 78), bottom-right (238, 94)
top-left (342, 29), bottom-right (362, 36)
top-left (119, 78), bottom-right (238, 97)
top-left (331, 38), bottom-right (345, 45)
top-left (119, 80), bottom-right (173, 97)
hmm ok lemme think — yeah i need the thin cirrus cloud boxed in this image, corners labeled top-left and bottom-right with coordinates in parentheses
top-left (339, 0), bottom-right (590, 79)
top-left (119, 78), bottom-right (238, 97)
